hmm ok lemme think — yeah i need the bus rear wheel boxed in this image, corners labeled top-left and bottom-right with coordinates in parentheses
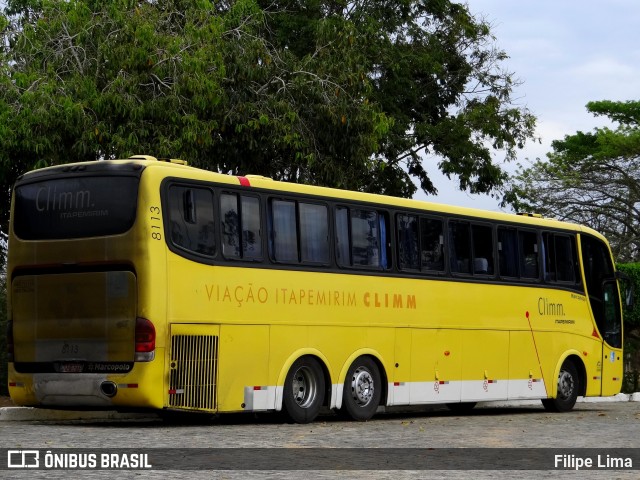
top-left (341, 356), bottom-right (382, 421)
top-left (542, 360), bottom-right (579, 412)
top-left (282, 356), bottom-right (325, 424)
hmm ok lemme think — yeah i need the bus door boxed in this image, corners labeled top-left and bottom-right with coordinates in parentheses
top-left (598, 280), bottom-right (623, 395)
top-left (580, 236), bottom-right (623, 396)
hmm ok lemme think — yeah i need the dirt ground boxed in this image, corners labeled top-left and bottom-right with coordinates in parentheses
top-left (0, 395), bottom-right (14, 407)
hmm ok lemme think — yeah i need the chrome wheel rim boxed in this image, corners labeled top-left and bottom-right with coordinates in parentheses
top-left (557, 369), bottom-right (574, 400)
top-left (292, 366), bottom-right (318, 408)
top-left (350, 366), bottom-right (375, 406)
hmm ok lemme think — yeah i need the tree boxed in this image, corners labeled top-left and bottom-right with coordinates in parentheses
top-left (0, 0), bottom-right (536, 234)
top-left (505, 100), bottom-right (640, 263)
top-left (258, 1), bottom-right (536, 196)
top-left (0, 231), bottom-right (5, 396)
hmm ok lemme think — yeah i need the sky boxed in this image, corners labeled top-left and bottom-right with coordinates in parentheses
top-left (420, 0), bottom-right (640, 211)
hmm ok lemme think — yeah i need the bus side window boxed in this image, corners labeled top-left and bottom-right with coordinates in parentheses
top-left (267, 200), bottom-right (329, 265)
top-left (335, 207), bottom-right (350, 267)
top-left (519, 231), bottom-right (539, 279)
top-left (398, 214), bottom-right (419, 271)
top-left (220, 193), bottom-right (241, 258)
top-left (542, 233), bottom-right (556, 281)
top-left (449, 221), bottom-right (471, 274)
top-left (420, 217), bottom-right (444, 272)
top-left (168, 185), bottom-right (215, 256)
top-left (351, 208), bottom-right (380, 267)
top-left (555, 235), bottom-right (578, 282)
top-left (221, 193), bottom-right (262, 260)
top-left (498, 227), bottom-right (518, 277)
top-left (335, 206), bottom-right (388, 269)
top-left (543, 233), bottom-right (577, 283)
top-left (379, 212), bottom-right (390, 269)
top-left (270, 199), bottom-right (299, 263)
top-left (299, 203), bottom-right (329, 264)
top-left (471, 224), bottom-right (494, 275)
top-left (241, 196), bottom-right (262, 260)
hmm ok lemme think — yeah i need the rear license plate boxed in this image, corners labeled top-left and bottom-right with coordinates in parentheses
top-left (57, 363), bottom-right (84, 373)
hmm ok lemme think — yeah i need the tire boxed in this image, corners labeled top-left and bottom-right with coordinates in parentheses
top-left (446, 402), bottom-right (477, 413)
top-left (282, 356), bottom-right (325, 424)
top-left (542, 360), bottom-right (579, 412)
top-left (341, 356), bottom-right (382, 421)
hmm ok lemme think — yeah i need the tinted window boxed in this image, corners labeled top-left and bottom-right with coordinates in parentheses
top-left (336, 207), bottom-right (350, 267)
top-left (555, 235), bottom-right (577, 282)
top-left (498, 227), bottom-right (539, 279)
top-left (241, 197), bottom-right (262, 259)
top-left (220, 193), bottom-right (262, 260)
top-left (420, 218), bottom-right (445, 272)
top-left (498, 227), bottom-right (518, 277)
top-left (299, 203), bottom-right (329, 263)
top-left (168, 185), bottom-right (215, 256)
top-left (449, 221), bottom-right (471, 274)
top-left (398, 214), bottom-right (419, 270)
top-left (14, 176), bottom-right (139, 240)
top-left (472, 224), bottom-right (494, 275)
top-left (397, 214), bottom-right (444, 272)
top-left (519, 231), bottom-right (539, 279)
top-left (336, 206), bottom-right (389, 269)
top-left (351, 209), bottom-right (380, 267)
top-left (449, 221), bottom-right (496, 276)
top-left (543, 233), bottom-right (578, 283)
top-left (268, 199), bottom-right (329, 264)
top-left (271, 199), bottom-right (298, 262)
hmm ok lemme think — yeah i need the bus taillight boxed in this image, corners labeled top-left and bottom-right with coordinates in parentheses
top-left (135, 317), bottom-right (156, 362)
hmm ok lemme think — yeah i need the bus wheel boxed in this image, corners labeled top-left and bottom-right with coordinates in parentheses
top-left (341, 356), bottom-right (382, 421)
top-left (542, 360), bottom-right (579, 412)
top-left (282, 356), bottom-right (325, 424)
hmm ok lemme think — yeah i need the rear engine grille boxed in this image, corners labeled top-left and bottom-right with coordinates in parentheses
top-left (169, 335), bottom-right (219, 411)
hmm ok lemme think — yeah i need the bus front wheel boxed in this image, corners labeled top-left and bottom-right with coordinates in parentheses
top-left (282, 356), bottom-right (325, 424)
top-left (341, 356), bottom-right (382, 421)
top-left (542, 360), bottom-right (579, 412)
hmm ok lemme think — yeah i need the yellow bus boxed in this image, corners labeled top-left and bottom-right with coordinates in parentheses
top-left (7, 155), bottom-right (625, 423)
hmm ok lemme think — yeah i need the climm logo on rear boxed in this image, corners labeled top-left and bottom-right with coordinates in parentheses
top-left (35, 186), bottom-right (93, 211)
top-left (34, 186), bottom-right (109, 219)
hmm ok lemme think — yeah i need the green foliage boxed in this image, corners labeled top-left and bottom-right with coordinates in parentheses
top-left (0, 280), bottom-right (6, 397)
top-left (0, 235), bottom-right (6, 396)
top-left (505, 100), bottom-right (640, 263)
top-left (258, 0), bottom-right (536, 196)
top-left (0, 0), bottom-right (535, 234)
top-left (618, 263), bottom-right (640, 326)
top-left (618, 263), bottom-right (640, 392)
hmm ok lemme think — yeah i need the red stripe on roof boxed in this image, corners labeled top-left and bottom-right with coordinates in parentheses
top-left (237, 176), bottom-right (251, 187)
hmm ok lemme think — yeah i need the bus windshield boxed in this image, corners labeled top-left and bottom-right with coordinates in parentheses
top-left (13, 176), bottom-right (139, 240)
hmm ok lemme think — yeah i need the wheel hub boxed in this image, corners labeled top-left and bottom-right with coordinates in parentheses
top-left (292, 366), bottom-right (317, 408)
top-left (558, 370), bottom-right (574, 400)
top-left (351, 367), bottom-right (374, 406)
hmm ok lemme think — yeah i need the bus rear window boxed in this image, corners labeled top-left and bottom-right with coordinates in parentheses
top-left (13, 176), bottom-right (139, 240)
